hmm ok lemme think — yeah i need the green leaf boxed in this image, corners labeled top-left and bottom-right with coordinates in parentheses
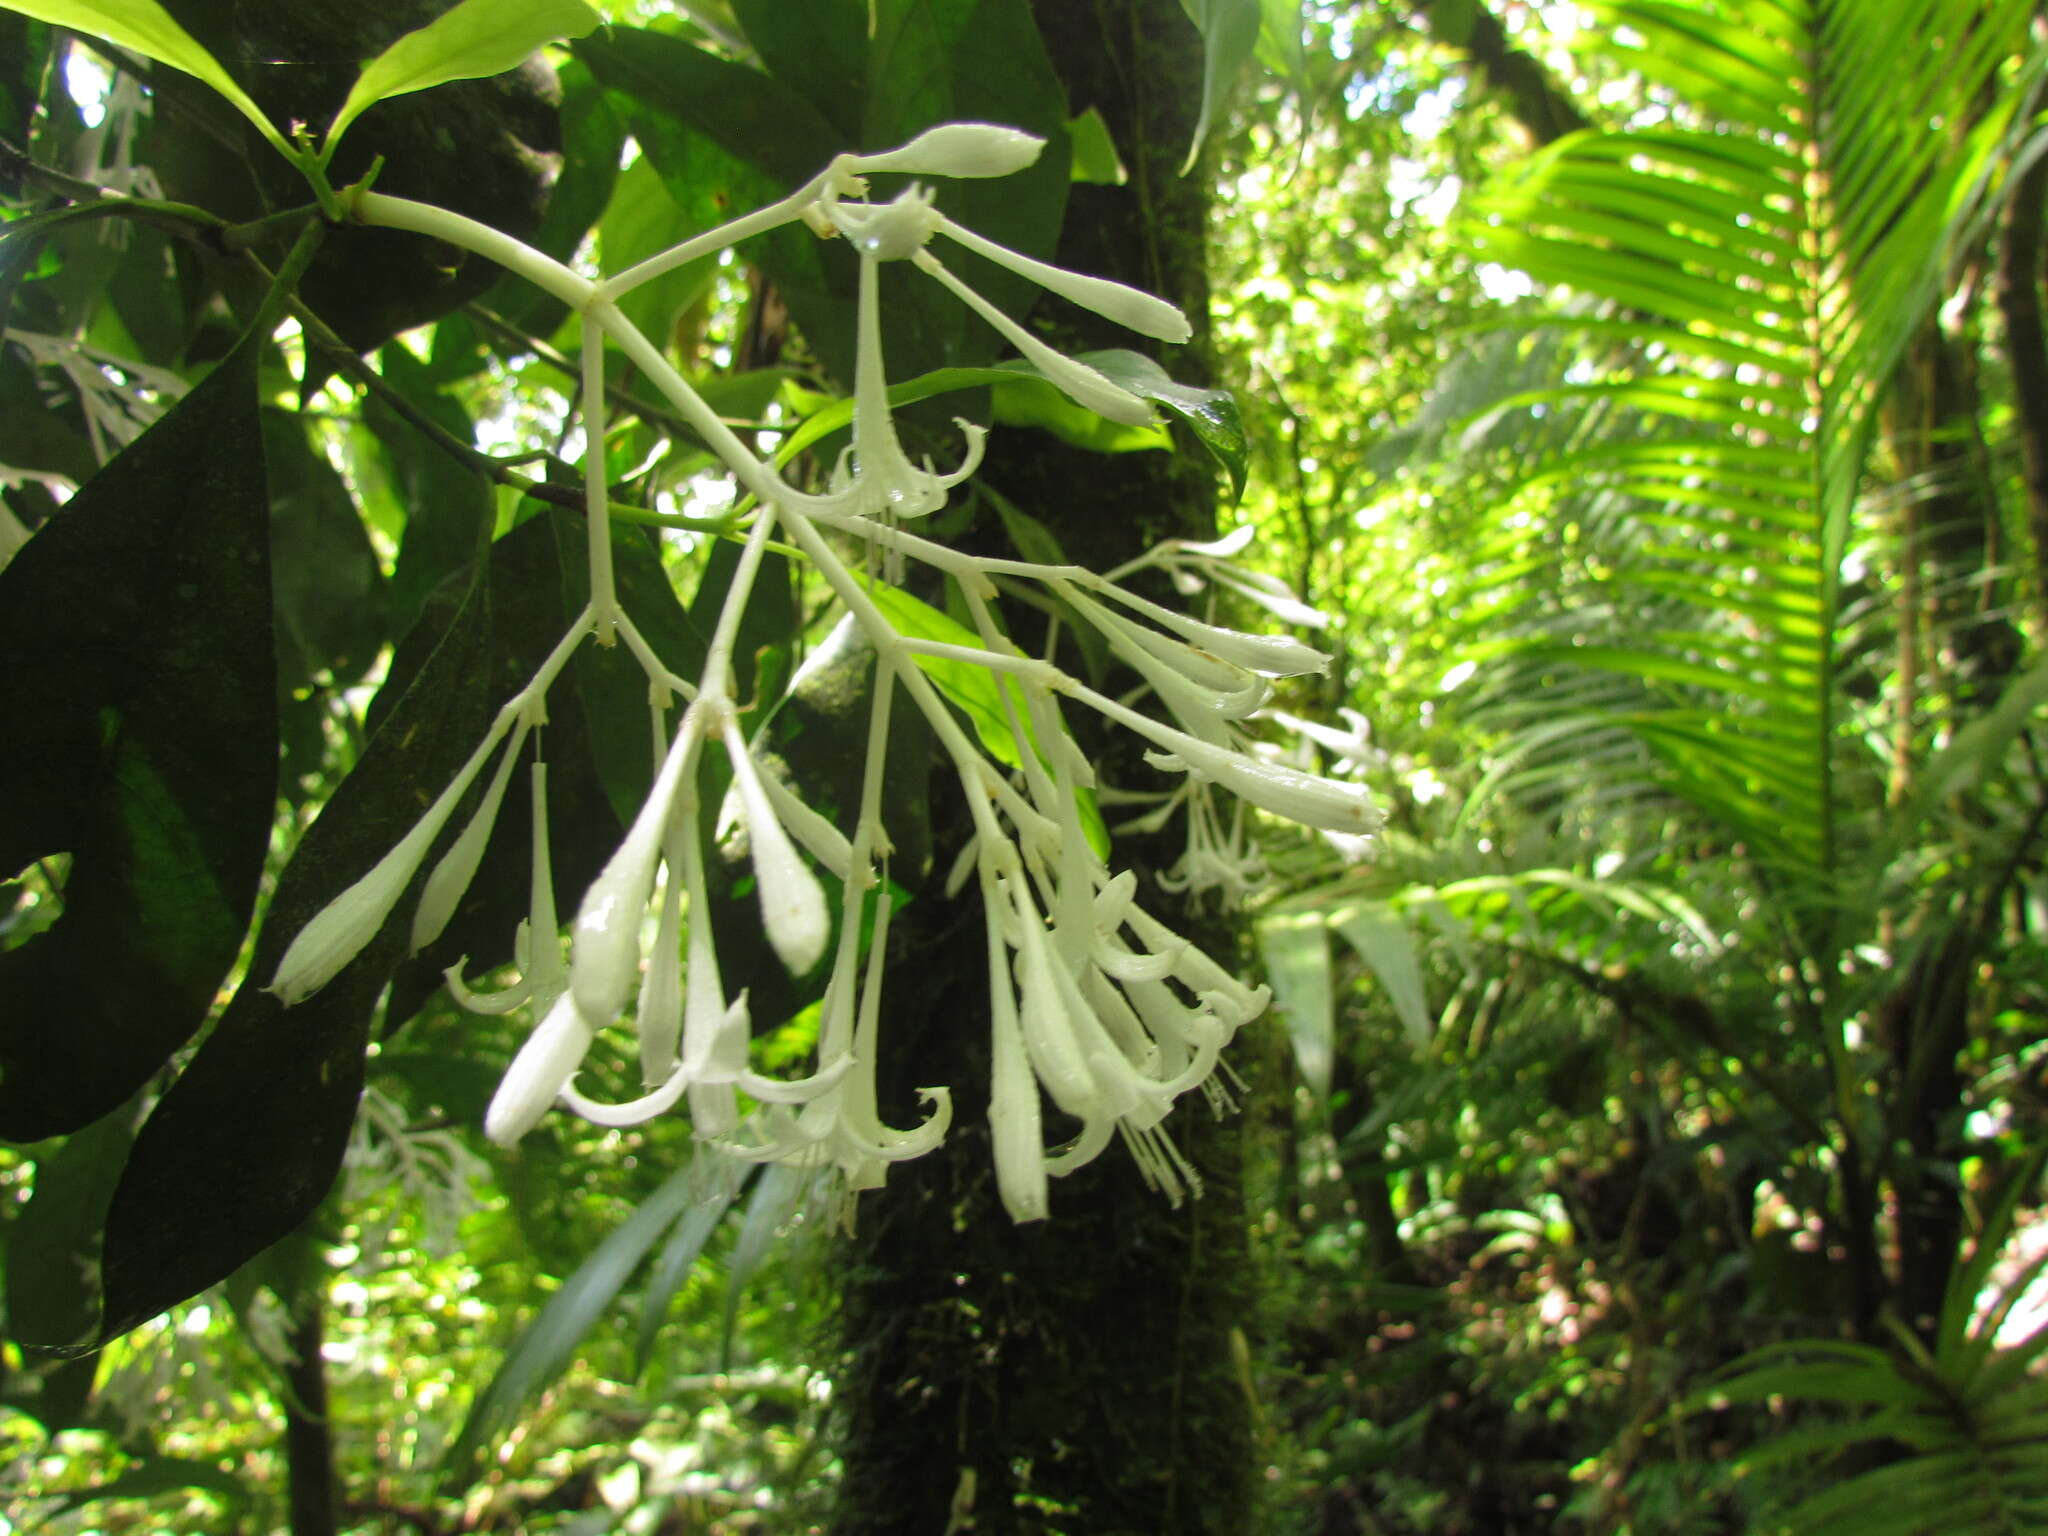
top-left (1067, 106), bottom-right (1127, 185)
top-left (719, 1160), bottom-right (804, 1366)
top-left (1180, 0), bottom-right (1262, 174)
top-left (263, 408), bottom-right (385, 690)
top-left (868, 583), bottom-right (1107, 860)
top-left (1332, 907), bottom-right (1435, 1048)
top-left (729, 0), bottom-right (867, 142)
top-left (442, 1158), bottom-right (733, 1486)
top-left (633, 1180), bottom-right (737, 1376)
top-left (0, 0), bottom-right (292, 159)
top-left (1257, 914), bottom-right (1333, 1100)
top-left (6, 1097), bottom-right (140, 1392)
top-left (326, 0), bottom-right (601, 158)
top-left (0, 336), bottom-right (274, 1142)
top-left (93, 561), bottom-right (500, 1344)
top-left (576, 25), bottom-right (843, 192)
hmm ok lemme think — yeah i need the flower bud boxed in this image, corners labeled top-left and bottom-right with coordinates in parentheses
top-left (849, 123), bottom-right (1045, 178)
top-left (485, 992), bottom-right (593, 1146)
top-left (724, 720), bottom-right (830, 977)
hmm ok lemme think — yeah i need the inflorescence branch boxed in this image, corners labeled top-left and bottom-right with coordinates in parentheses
top-left (270, 124), bottom-right (1380, 1222)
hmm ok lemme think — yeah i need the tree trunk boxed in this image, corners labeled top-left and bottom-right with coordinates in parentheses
top-left (830, 4), bottom-right (1258, 1532)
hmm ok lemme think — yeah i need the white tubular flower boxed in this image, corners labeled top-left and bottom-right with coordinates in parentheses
top-left (1095, 580), bottom-right (1332, 678)
top-left (793, 179), bottom-right (1194, 440)
top-left (484, 991), bottom-right (594, 1147)
top-left (714, 887), bottom-right (950, 1191)
top-left (1207, 563), bottom-right (1332, 631)
top-left (1144, 733), bottom-right (1381, 836)
top-left (270, 718), bottom-right (516, 1004)
top-left (635, 835), bottom-right (687, 1082)
top-left (784, 188), bottom-right (987, 524)
top-left (1123, 525), bottom-right (1333, 630)
top-left (1068, 676), bottom-right (1379, 836)
top-left (445, 761), bottom-right (567, 1017)
top-left (756, 765), bottom-right (854, 884)
top-left (1122, 901), bottom-right (1271, 1030)
top-left (721, 717), bottom-right (830, 977)
top-left (570, 713), bottom-right (702, 1027)
top-left (1009, 875), bottom-right (1103, 1120)
top-left (1156, 785), bottom-right (1267, 905)
top-left (930, 213), bottom-right (1192, 344)
top-left (1061, 586), bottom-right (1269, 745)
top-left (1266, 706), bottom-right (1379, 771)
top-left (412, 722), bottom-right (530, 952)
top-left (986, 890), bottom-right (1049, 1221)
top-left (913, 249), bottom-right (1155, 425)
top-left (845, 123), bottom-right (1045, 179)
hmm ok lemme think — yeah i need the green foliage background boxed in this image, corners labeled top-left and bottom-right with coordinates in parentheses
top-left (3, 0), bottom-right (2048, 1532)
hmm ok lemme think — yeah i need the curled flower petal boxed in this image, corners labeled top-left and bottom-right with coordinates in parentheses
top-left (560, 1061), bottom-right (693, 1127)
top-left (444, 931), bottom-right (535, 1016)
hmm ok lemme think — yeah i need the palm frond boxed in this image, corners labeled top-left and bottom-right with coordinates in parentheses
top-left (1696, 1152), bottom-right (2048, 1536)
top-left (1456, 0), bottom-right (2041, 885)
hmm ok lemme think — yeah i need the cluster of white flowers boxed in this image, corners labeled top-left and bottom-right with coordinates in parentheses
top-left (270, 125), bottom-right (1379, 1221)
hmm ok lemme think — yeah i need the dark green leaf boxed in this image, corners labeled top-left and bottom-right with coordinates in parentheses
top-left (264, 407), bottom-right (386, 688)
top-left (480, 57), bottom-right (626, 341)
top-left (633, 1177), bottom-right (741, 1376)
top-left (729, 0), bottom-right (867, 142)
top-left (366, 343), bottom-right (494, 641)
top-left (575, 25), bottom-right (843, 190)
top-left (6, 1100), bottom-right (141, 1356)
top-left (0, 336), bottom-right (273, 1142)
top-left (94, 560), bottom-right (499, 1344)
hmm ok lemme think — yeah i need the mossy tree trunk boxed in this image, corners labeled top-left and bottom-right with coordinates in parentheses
top-left (829, 4), bottom-right (1260, 1533)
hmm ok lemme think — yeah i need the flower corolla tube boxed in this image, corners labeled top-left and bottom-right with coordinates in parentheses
top-left (272, 122), bottom-right (1383, 1221)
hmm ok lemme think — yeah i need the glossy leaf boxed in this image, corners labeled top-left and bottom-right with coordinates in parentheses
top-left (1332, 907), bottom-right (1435, 1048)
